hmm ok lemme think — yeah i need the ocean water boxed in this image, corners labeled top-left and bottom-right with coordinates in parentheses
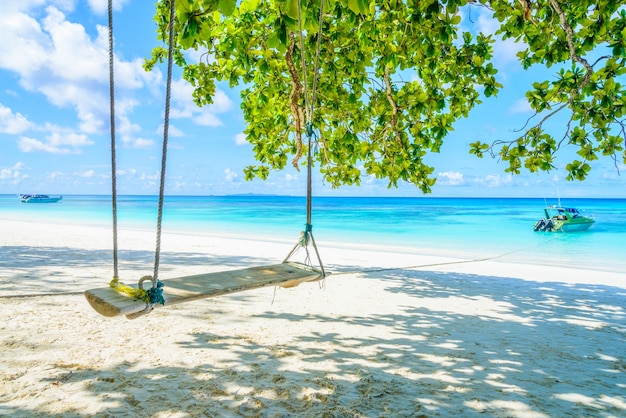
top-left (1, 194), bottom-right (624, 273)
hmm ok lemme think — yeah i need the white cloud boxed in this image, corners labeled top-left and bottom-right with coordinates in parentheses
top-left (140, 172), bottom-right (158, 181)
top-left (473, 173), bottom-right (514, 187)
top-left (76, 170), bottom-right (95, 178)
top-left (475, 10), bottom-right (499, 35)
top-left (0, 104), bottom-right (33, 134)
top-left (49, 170), bottom-right (64, 179)
top-left (49, 131), bottom-right (93, 147)
top-left (132, 138), bottom-right (154, 148)
top-left (234, 132), bottom-right (247, 145)
top-left (438, 171), bottom-right (465, 186)
top-left (120, 136), bottom-right (154, 148)
top-left (193, 112), bottom-right (223, 127)
top-left (364, 174), bottom-right (378, 185)
top-left (167, 124), bottom-right (184, 138)
top-left (170, 78), bottom-right (233, 127)
top-left (155, 122), bottom-right (184, 140)
top-left (0, 162), bottom-right (29, 181)
top-left (18, 137), bottom-right (67, 154)
top-left (0, 6), bottom-right (161, 142)
top-left (509, 98), bottom-right (532, 114)
top-left (18, 129), bottom-right (93, 154)
top-left (224, 168), bottom-right (238, 182)
top-left (117, 168), bottom-right (137, 176)
top-left (41, 9), bottom-right (109, 84)
top-left (0, 8), bottom-right (50, 76)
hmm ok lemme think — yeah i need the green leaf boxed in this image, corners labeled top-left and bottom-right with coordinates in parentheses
top-left (239, 0), bottom-right (260, 13)
top-left (283, 0), bottom-right (300, 20)
top-left (218, 0), bottom-right (236, 16)
top-left (348, 0), bottom-right (369, 15)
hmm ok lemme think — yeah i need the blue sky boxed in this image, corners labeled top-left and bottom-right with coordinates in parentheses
top-left (1, 1), bottom-right (624, 198)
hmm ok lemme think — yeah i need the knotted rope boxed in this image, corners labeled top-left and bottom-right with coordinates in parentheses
top-left (284, 0), bottom-right (326, 278)
top-left (105, 0), bottom-right (174, 317)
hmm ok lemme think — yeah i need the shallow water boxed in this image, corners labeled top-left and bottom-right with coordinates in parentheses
top-left (2, 194), bottom-right (624, 273)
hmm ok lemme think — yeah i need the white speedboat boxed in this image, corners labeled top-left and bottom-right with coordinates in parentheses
top-left (19, 194), bottom-right (63, 203)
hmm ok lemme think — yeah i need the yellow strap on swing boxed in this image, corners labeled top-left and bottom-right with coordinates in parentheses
top-left (109, 277), bottom-right (149, 302)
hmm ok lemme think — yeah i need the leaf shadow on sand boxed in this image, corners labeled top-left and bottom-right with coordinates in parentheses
top-left (0, 245), bottom-right (270, 296)
top-left (0, 247), bottom-right (625, 417)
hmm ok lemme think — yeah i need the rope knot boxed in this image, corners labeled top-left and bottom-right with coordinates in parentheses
top-left (305, 122), bottom-right (315, 139)
top-left (147, 281), bottom-right (165, 305)
top-left (109, 276), bottom-right (149, 302)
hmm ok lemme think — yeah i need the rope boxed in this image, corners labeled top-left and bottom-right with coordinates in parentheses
top-left (115, 0), bottom-right (177, 318)
top-left (151, 0), bottom-right (177, 286)
top-left (106, 276), bottom-right (165, 305)
top-left (107, 0), bottom-right (119, 280)
top-left (296, 0), bottom-right (325, 123)
top-left (330, 237), bottom-right (564, 277)
top-left (286, 0), bottom-right (326, 278)
top-left (0, 292), bottom-right (85, 299)
top-left (106, 276), bottom-right (165, 319)
top-left (103, 0), bottom-right (173, 314)
top-left (305, 125), bottom-right (315, 227)
top-left (109, 277), bottom-right (149, 302)
top-left (308, 0), bottom-right (325, 122)
top-left (301, 1), bottom-right (324, 237)
top-left (296, 1), bottom-right (310, 121)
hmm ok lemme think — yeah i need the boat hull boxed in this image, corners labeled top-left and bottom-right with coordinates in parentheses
top-left (20, 194), bottom-right (63, 203)
top-left (533, 205), bottom-right (595, 232)
top-left (559, 220), bottom-right (594, 232)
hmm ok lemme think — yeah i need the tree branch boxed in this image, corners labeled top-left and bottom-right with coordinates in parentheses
top-left (285, 33), bottom-right (305, 170)
top-left (384, 66), bottom-right (401, 143)
top-left (548, 0), bottom-right (593, 87)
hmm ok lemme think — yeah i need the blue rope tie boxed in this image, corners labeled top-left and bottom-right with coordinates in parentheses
top-left (147, 281), bottom-right (165, 305)
top-left (306, 122), bottom-right (315, 139)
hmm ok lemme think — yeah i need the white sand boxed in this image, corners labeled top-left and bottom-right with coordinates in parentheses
top-left (0, 218), bottom-right (625, 417)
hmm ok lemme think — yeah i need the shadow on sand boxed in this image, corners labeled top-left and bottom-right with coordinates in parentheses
top-left (0, 244), bottom-right (625, 417)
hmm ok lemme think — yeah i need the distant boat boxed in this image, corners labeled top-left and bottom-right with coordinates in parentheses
top-left (19, 194), bottom-right (63, 203)
top-left (533, 205), bottom-right (595, 232)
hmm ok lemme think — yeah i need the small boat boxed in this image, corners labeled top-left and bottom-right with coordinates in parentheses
top-left (533, 205), bottom-right (594, 232)
top-left (20, 194), bottom-right (63, 203)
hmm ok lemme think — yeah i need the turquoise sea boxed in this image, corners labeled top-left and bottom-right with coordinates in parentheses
top-left (1, 194), bottom-right (624, 273)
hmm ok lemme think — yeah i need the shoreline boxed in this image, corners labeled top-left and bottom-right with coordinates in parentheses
top-left (3, 194), bottom-right (625, 276)
top-left (1, 218), bottom-right (625, 416)
top-left (1, 216), bottom-right (624, 288)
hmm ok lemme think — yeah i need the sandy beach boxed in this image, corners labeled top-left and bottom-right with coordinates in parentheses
top-left (1, 217), bottom-right (624, 417)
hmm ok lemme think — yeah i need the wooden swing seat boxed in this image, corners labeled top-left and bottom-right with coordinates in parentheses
top-left (84, 262), bottom-right (323, 318)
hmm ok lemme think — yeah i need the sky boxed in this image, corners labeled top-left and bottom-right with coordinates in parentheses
top-left (1, 0), bottom-right (624, 198)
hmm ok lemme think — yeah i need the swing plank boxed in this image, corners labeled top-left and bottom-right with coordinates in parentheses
top-left (84, 262), bottom-right (323, 318)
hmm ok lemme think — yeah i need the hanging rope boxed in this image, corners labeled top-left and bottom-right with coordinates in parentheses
top-left (126, 0), bottom-right (177, 318)
top-left (107, 0), bottom-right (119, 281)
top-left (152, 0), bottom-right (176, 285)
top-left (297, 0), bottom-right (325, 124)
top-left (104, 0), bottom-right (173, 315)
top-left (106, 0), bottom-right (154, 310)
top-left (284, 0), bottom-right (326, 278)
top-left (306, 0), bottom-right (324, 229)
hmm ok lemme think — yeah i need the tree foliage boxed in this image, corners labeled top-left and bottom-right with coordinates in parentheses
top-left (146, 0), bottom-right (626, 192)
